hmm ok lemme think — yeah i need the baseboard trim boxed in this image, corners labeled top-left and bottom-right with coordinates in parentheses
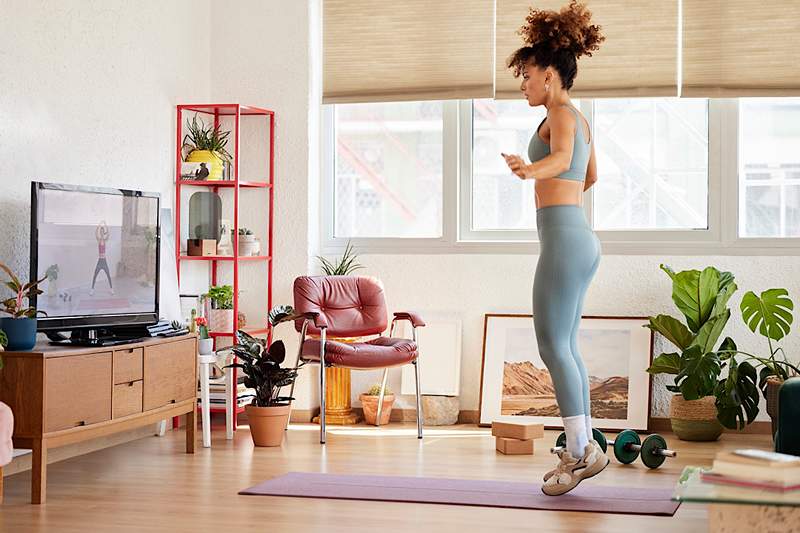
top-left (287, 408), bottom-right (772, 435)
top-left (649, 417), bottom-right (772, 435)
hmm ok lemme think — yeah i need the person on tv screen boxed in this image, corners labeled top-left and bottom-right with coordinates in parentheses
top-left (90, 220), bottom-right (114, 296)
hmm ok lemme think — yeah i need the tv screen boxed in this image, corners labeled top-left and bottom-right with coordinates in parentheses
top-left (30, 182), bottom-right (160, 331)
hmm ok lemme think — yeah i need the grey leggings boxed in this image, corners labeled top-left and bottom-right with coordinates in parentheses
top-left (533, 205), bottom-right (601, 418)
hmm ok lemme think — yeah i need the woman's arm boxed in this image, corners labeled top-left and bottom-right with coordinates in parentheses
top-left (503, 107), bottom-right (575, 180)
top-left (583, 142), bottom-right (597, 191)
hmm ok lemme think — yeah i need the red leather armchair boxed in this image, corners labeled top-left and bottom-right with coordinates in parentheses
top-left (289, 275), bottom-right (426, 444)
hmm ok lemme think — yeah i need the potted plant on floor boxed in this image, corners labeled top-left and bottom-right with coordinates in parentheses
top-left (182, 114), bottom-right (233, 181)
top-left (223, 306), bottom-right (303, 447)
top-left (360, 384), bottom-right (395, 426)
top-left (646, 265), bottom-right (761, 441)
top-left (732, 288), bottom-right (798, 439)
top-left (201, 285), bottom-right (234, 333)
top-left (0, 262), bottom-right (47, 351)
top-left (196, 316), bottom-right (214, 355)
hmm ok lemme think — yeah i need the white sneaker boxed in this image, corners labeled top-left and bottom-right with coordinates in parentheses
top-left (542, 442), bottom-right (609, 496)
top-left (89, 289), bottom-right (94, 296)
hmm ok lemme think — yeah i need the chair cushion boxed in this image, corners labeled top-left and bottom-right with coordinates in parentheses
top-left (302, 337), bottom-right (417, 369)
top-left (0, 401), bottom-right (13, 467)
top-left (294, 276), bottom-right (388, 337)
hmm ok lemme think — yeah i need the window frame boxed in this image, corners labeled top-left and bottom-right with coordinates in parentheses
top-left (320, 98), bottom-right (800, 255)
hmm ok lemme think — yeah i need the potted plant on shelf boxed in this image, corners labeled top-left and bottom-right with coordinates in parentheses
top-left (0, 262), bottom-right (47, 351)
top-left (360, 384), bottom-right (395, 426)
top-left (182, 114), bottom-right (233, 181)
top-left (645, 264), bottom-right (761, 441)
top-left (196, 316), bottom-right (214, 355)
top-left (237, 228), bottom-right (258, 257)
top-left (223, 307), bottom-right (304, 446)
top-left (201, 285), bottom-right (234, 333)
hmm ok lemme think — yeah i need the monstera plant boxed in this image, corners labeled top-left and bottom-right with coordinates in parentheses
top-left (646, 264), bottom-right (760, 438)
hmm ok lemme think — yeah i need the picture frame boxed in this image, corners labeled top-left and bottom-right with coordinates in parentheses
top-left (479, 313), bottom-right (654, 431)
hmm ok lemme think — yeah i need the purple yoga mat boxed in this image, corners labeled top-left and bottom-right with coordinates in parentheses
top-left (240, 472), bottom-right (681, 516)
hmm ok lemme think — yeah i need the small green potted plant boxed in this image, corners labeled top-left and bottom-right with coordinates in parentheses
top-left (0, 262), bottom-right (47, 351)
top-left (236, 228), bottom-right (258, 256)
top-left (360, 383), bottom-right (395, 426)
top-left (316, 240), bottom-right (364, 275)
top-left (195, 316), bottom-right (213, 355)
top-left (182, 114), bottom-right (233, 181)
top-left (222, 306), bottom-right (303, 446)
top-left (645, 265), bottom-right (756, 441)
top-left (201, 285), bottom-right (234, 333)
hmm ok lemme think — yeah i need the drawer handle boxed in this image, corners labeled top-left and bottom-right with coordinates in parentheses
top-left (170, 399), bottom-right (176, 404)
top-left (75, 420), bottom-right (86, 427)
top-left (128, 381), bottom-right (136, 387)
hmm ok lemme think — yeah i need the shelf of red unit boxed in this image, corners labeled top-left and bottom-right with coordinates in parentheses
top-left (174, 103), bottom-right (275, 432)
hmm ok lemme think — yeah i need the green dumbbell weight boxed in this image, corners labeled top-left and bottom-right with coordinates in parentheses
top-left (609, 430), bottom-right (677, 469)
top-left (552, 428), bottom-right (608, 454)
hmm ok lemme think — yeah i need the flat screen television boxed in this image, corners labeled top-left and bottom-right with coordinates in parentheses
top-left (30, 182), bottom-right (161, 344)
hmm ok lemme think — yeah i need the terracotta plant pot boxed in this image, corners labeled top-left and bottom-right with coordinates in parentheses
top-left (765, 376), bottom-right (783, 440)
top-left (245, 403), bottom-right (291, 447)
top-left (669, 394), bottom-right (723, 441)
top-left (360, 393), bottom-right (395, 425)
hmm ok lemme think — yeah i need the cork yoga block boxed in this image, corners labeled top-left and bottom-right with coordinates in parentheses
top-left (491, 421), bottom-right (545, 441)
top-left (496, 436), bottom-right (534, 455)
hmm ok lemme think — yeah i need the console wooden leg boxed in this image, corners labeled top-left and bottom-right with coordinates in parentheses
top-left (32, 439), bottom-right (47, 504)
top-left (1, 464), bottom-right (4, 504)
top-left (186, 408), bottom-right (196, 454)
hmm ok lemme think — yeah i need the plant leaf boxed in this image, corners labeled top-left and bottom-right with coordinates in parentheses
top-left (741, 288), bottom-right (794, 341)
top-left (715, 359), bottom-right (760, 430)
top-left (665, 266), bottom-right (721, 333)
top-left (711, 280), bottom-right (737, 318)
top-left (677, 345), bottom-right (721, 400)
top-left (647, 352), bottom-right (682, 375)
top-left (646, 314), bottom-right (694, 351)
top-left (690, 309), bottom-right (730, 354)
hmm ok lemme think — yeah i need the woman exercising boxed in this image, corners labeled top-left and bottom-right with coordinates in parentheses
top-left (90, 221), bottom-right (113, 296)
top-left (502, 1), bottom-right (607, 496)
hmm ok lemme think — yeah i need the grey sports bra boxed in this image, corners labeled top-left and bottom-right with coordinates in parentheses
top-left (528, 105), bottom-right (591, 182)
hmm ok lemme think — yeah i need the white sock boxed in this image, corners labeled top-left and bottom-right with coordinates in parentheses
top-left (563, 415), bottom-right (589, 458)
top-left (585, 415), bottom-right (593, 442)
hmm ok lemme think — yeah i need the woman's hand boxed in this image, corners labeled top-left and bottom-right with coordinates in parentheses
top-left (501, 153), bottom-right (534, 180)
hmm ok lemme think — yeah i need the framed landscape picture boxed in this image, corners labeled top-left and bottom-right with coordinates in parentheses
top-left (479, 314), bottom-right (653, 431)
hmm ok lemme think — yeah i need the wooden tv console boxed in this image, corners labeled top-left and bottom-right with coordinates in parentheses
top-left (0, 334), bottom-right (197, 504)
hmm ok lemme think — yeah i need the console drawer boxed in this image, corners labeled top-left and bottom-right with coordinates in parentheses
top-left (113, 380), bottom-right (143, 418)
top-left (113, 347), bottom-right (143, 384)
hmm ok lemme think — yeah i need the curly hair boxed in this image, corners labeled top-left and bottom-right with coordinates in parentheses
top-left (506, 1), bottom-right (605, 91)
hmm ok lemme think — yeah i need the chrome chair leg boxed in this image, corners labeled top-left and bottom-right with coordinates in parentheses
top-left (413, 327), bottom-right (423, 439)
top-left (375, 368), bottom-right (389, 426)
top-left (319, 327), bottom-right (327, 444)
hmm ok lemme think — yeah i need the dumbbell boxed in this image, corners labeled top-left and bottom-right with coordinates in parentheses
top-left (552, 429), bottom-right (677, 469)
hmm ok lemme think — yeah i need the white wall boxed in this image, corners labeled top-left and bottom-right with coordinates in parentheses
top-left (0, 0), bottom-right (211, 277)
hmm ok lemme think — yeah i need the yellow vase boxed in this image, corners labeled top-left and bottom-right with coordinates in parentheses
top-left (186, 149), bottom-right (224, 181)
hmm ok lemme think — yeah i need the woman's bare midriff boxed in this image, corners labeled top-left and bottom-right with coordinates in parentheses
top-left (535, 177), bottom-right (584, 209)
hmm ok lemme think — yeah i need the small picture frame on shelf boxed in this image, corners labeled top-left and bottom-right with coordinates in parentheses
top-left (181, 161), bottom-right (209, 181)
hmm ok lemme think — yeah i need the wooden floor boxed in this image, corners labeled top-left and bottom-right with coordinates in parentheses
top-left (0, 422), bottom-right (772, 532)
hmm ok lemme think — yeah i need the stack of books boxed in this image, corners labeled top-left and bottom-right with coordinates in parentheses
top-left (198, 378), bottom-right (255, 408)
top-left (702, 448), bottom-right (800, 492)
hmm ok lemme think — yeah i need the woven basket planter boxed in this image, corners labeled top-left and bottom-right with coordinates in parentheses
top-left (765, 376), bottom-right (783, 441)
top-left (669, 394), bottom-right (723, 441)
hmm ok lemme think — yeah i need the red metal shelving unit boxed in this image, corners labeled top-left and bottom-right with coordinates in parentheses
top-left (174, 103), bottom-right (275, 428)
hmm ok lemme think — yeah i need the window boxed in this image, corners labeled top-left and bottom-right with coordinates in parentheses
top-left (739, 98), bottom-right (800, 238)
top-left (592, 98), bottom-right (709, 231)
top-left (470, 99), bottom-right (545, 231)
top-left (332, 101), bottom-right (444, 239)
top-left (323, 97), bottom-right (800, 254)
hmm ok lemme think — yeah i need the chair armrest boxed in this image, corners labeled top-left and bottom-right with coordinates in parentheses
top-left (393, 311), bottom-right (426, 328)
top-left (299, 311), bottom-right (328, 329)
